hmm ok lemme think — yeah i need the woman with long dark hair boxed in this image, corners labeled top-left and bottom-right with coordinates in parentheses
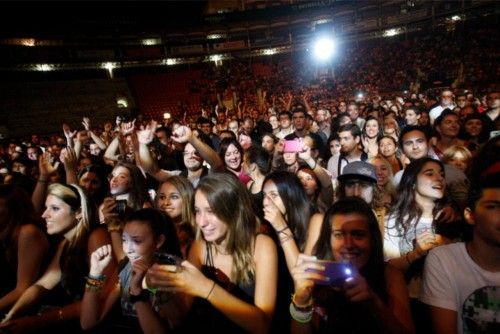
top-left (218, 138), bottom-right (251, 185)
top-left (81, 209), bottom-right (184, 332)
top-left (291, 198), bottom-right (413, 333)
top-left (147, 172), bottom-right (278, 333)
top-left (384, 157), bottom-right (449, 332)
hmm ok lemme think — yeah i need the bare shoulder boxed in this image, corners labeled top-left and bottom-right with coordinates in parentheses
top-left (18, 223), bottom-right (46, 241)
top-left (254, 234), bottom-right (277, 259)
top-left (187, 239), bottom-right (206, 267)
top-left (87, 227), bottom-right (112, 252)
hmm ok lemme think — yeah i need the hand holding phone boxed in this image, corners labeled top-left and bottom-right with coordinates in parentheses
top-left (305, 260), bottom-right (353, 287)
top-left (154, 253), bottom-right (183, 266)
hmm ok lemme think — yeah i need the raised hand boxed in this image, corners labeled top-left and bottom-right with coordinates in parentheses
top-left (137, 120), bottom-right (158, 145)
top-left (89, 244), bottom-right (113, 277)
top-left (38, 152), bottom-right (56, 178)
top-left (120, 119), bottom-right (136, 136)
top-left (59, 147), bottom-right (77, 171)
top-left (297, 141), bottom-right (312, 162)
top-left (290, 254), bottom-right (324, 306)
top-left (82, 117), bottom-right (91, 131)
top-left (171, 125), bottom-right (193, 144)
top-left (62, 123), bottom-right (77, 141)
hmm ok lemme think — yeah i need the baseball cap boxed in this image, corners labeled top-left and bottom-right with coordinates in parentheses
top-left (338, 161), bottom-right (377, 183)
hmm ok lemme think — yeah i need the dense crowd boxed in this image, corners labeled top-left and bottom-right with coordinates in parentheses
top-left (0, 26), bottom-right (499, 334)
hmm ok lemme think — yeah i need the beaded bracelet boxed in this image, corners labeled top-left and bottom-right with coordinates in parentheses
top-left (289, 302), bottom-right (313, 323)
top-left (85, 275), bottom-right (106, 293)
top-left (292, 293), bottom-right (313, 311)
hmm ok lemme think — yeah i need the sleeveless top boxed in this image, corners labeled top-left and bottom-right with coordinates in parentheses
top-left (177, 243), bottom-right (255, 333)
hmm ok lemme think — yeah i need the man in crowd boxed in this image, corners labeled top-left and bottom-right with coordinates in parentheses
top-left (430, 88), bottom-right (456, 125)
top-left (396, 125), bottom-right (469, 209)
top-left (328, 124), bottom-right (366, 179)
top-left (347, 102), bottom-right (365, 129)
top-left (420, 171), bottom-right (500, 333)
top-left (276, 111), bottom-right (294, 139)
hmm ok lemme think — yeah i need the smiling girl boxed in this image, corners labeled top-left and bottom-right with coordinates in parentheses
top-left (80, 208), bottom-right (184, 332)
top-left (147, 172), bottom-right (278, 333)
top-left (291, 198), bottom-right (413, 333)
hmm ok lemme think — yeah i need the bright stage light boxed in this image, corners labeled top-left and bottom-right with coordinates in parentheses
top-left (313, 37), bottom-right (335, 61)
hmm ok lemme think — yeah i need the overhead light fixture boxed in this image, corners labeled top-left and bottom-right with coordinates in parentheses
top-left (210, 54), bottom-right (222, 62)
top-left (116, 97), bottom-right (128, 108)
top-left (102, 62), bottom-right (117, 78)
top-left (207, 33), bottom-right (226, 40)
top-left (383, 28), bottom-right (399, 37)
top-left (34, 64), bottom-right (54, 71)
top-left (314, 19), bottom-right (332, 25)
top-left (263, 48), bottom-right (276, 56)
top-left (20, 38), bottom-right (36, 47)
top-left (165, 58), bottom-right (176, 65)
top-left (141, 38), bottom-right (161, 46)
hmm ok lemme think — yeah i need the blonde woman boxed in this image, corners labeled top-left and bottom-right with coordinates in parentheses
top-left (1, 184), bottom-right (115, 333)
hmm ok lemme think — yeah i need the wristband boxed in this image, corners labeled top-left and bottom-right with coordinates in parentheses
top-left (129, 289), bottom-right (150, 304)
top-left (289, 302), bottom-right (313, 323)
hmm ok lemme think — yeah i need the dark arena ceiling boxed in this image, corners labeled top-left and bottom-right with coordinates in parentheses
top-left (0, 0), bottom-right (497, 76)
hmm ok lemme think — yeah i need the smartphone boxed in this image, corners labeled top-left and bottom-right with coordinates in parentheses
top-left (153, 253), bottom-right (182, 266)
top-left (283, 140), bottom-right (303, 153)
top-left (115, 200), bottom-right (127, 215)
top-left (306, 260), bottom-right (353, 287)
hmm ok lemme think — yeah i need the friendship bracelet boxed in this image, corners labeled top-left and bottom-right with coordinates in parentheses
top-left (37, 179), bottom-right (47, 184)
top-left (206, 280), bottom-right (216, 300)
top-left (276, 225), bottom-right (290, 234)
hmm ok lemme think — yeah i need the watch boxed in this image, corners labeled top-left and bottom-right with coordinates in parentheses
top-left (129, 289), bottom-right (150, 304)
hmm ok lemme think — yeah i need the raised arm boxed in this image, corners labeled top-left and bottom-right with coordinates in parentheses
top-left (136, 121), bottom-right (177, 182)
top-left (80, 244), bottom-right (120, 330)
top-left (172, 126), bottom-right (223, 170)
top-left (263, 194), bottom-right (300, 274)
top-left (60, 147), bottom-right (79, 185)
top-left (31, 152), bottom-right (56, 213)
top-left (82, 117), bottom-right (107, 150)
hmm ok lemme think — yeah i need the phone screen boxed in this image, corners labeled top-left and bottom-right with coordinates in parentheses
top-left (154, 253), bottom-right (182, 266)
top-left (306, 260), bottom-right (353, 287)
